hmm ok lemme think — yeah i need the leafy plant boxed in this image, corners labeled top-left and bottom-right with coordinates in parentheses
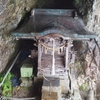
top-left (80, 83), bottom-right (87, 91)
top-left (0, 73), bottom-right (14, 96)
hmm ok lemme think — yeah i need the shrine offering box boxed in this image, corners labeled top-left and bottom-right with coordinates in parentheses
top-left (20, 64), bottom-right (33, 78)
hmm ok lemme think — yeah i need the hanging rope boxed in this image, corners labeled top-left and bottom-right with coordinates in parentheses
top-left (40, 42), bottom-right (65, 54)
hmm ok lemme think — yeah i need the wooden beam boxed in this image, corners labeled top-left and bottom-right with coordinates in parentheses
top-left (38, 40), bottom-right (42, 70)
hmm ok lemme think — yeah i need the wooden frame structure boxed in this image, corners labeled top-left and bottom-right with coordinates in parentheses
top-left (11, 9), bottom-right (99, 99)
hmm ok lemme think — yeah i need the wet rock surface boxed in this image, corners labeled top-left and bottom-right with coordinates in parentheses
top-left (0, 0), bottom-right (54, 73)
top-left (74, 0), bottom-right (100, 46)
top-left (0, 0), bottom-right (35, 73)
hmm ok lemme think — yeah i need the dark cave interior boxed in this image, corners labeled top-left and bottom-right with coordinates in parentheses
top-left (54, 0), bottom-right (75, 9)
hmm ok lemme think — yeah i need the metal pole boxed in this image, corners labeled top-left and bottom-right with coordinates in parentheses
top-left (0, 51), bottom-right (21, 87)
top-left (1, 96), bottom-right (35, 100)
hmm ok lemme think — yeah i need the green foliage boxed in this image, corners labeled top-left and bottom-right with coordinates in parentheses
top-left (9, 0), bottom-right (15, 4)
top-left (76, 62), bottom-right (82, 70)
top-left (77, 64), bottom-right (81, 69)
top-left (0, 73), bottom-right (14, 96)
top-left (80, 83), bottom-right (87, 91)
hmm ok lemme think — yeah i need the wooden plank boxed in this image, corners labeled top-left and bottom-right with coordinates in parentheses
top-left (32, 9), bottom-right (74, 16)
top-left (38, 40), bottom-right (42, 69)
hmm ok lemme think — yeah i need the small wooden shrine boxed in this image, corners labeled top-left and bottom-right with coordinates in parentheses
top-left (12, 9), bottom-right (99, 100)
top-left (37, 33), bottom-right (74, 76)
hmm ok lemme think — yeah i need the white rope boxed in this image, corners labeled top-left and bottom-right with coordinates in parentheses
top-left (40, 42), bottom-right (65, 55)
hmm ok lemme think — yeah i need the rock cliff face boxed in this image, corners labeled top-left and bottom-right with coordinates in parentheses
top-left (74, 0), bottom-right (100, 44)
top-left (0, 0), bottom-right (100, 72)
top-left (0, 0), bottom-right (34, 72)
top-left (0, 0), bottom-right (54, 72)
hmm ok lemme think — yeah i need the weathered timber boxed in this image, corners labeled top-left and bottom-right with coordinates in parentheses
top-left (11, 9), bottom-right (97, 39)
top-left (38, 40), bottom-right (42, 70)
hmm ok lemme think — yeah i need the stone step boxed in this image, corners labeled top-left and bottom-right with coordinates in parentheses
top-left (42, 86), bottom-right (61, 100)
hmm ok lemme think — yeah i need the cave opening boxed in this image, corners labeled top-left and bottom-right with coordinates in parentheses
top-left (11, 39), bottom-right (37, 76)
top-left (10, 39), bottom-right (38, 97)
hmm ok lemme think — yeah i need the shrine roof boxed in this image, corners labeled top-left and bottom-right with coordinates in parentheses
top-left (11, 9), bottom-right (97, 39)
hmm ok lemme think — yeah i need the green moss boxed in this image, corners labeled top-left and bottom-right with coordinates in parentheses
top-left (77, 64), bottom-right (81, 69)
top-left (9, 0), bottom-right (15, 4)
top-left (80, 83), bottom-right (87, 91)
top-left (76, 62), bottom-right (82, 70)
top-left (21, 9), bottom-right (27, 17)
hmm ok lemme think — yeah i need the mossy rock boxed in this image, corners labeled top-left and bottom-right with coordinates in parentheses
top-left (80, 83), bottom-right (87, 91)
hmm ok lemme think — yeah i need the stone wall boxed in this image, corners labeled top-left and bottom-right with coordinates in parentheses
top-left (0, 0), bottom-right (55, 73)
